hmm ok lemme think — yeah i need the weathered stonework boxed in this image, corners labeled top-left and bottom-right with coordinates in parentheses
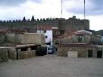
top-left (58, 44), bottom-right (103, 58)
top-left (8, 46), bottom-right (36, 60)
top-left (0, 16), bottom-right (89, 34)
top-left (0, 33), bottom-right (45, 46)
top-left (0, 47), bottom-right (9, 62)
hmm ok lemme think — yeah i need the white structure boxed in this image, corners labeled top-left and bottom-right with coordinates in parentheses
top-left (37, 30), bottom-right (53, 46)
top-left (45, 30), bottom-right (53, 45)
top-left (37, 26), bottom-right (58, 54)
top-left (37, 29), bottom-right (53, 54)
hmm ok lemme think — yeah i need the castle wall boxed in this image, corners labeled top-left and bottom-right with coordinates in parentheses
top-left (0, 17), bottom-right (90, 33)
top-left (59, 18), bottom-right (89, 33)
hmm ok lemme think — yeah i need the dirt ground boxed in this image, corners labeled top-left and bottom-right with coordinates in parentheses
top-left (0, 55), bottom-right (103, 77)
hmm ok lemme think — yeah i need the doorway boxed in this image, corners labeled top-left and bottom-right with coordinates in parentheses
top-left (88, 50), bottom-right (93, 58)
top-left (97, 51), bottom-right (102, 58)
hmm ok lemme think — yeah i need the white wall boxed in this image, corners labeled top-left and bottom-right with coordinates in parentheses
top-left (45, 30), bottom-right (53, 45)
top-left (37, 30), bottom-right (53, 45)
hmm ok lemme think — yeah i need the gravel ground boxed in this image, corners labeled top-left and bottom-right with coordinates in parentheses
top-left (0, 55), bottom-right (103, 77)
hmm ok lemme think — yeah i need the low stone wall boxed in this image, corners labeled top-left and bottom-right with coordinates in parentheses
top-left (8, 47), bottom-right (17, 60)
top-left (17, 48), bottom-right (36, 59)
top-left (57, 44), bottom-right (98, 58)
top-left (0, 34), bottom-right (6, 44)
top-left (8, 47), bottom-right (36, 60)
top-left (0, 44), bottom-right (45, 62)
top-left (6, 33), bottom-right (45, 45)
top-left (0, 47), bottom-right (8, 62)
top-left (18, 33), bottom-right (45, 45)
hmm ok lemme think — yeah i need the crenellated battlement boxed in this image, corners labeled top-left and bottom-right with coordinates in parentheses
top-left (0, 16), bottom-right (89, 33)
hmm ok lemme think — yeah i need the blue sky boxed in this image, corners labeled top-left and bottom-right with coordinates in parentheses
top-left (0, 0), bottom-right (103, 30)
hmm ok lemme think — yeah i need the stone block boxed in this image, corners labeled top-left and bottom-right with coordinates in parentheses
top-left (8, 47), bottom-right (17, 60)
top-left (0, 47), bottom-right (8, 62)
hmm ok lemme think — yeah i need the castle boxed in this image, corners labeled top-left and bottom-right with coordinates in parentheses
top-left (0, 16), bottom-right (89, 34)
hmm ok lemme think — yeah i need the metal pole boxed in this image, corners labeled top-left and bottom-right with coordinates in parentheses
top-left (61, 0), bottom-right (63, 18)
top-left (84, 0), bottom-right (85, 19)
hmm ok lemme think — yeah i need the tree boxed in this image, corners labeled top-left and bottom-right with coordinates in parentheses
top-left (22, 17), bottom-right (26, 21)
top-left (31, 16), bottom-right (35, 21)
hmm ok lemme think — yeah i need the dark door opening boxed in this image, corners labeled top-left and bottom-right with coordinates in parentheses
top-left (97, 51), bottom-right (102, 58)
top-left (88, 50), bottom-right (93, 57)
top-left (36, 46), bottom-right (47, 56)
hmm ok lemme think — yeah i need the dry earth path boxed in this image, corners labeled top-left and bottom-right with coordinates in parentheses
top-left (0, 55), bottom-right (103, 77)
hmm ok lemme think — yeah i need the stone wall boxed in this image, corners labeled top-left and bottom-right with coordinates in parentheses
top-left (17, 48), bottom-right (36, 59)
top-left (58, 34), bottom-right (92, 44)
top-left (18, 33), bottom-right (45, 45)
top-left (58, 46), bottom-right (90, 57)
top-left (59, 17), bottom-right (89, 32)
top-left (0, 47), bottom-right (8, 62)
top-left (57, 44), bottom-right (103, 58)
top-left (0, 33), bottom-right (45, 46)
top-left (8, 47), bottom-right (17, 60)
top-left (8, 46), bottom-right (36, 60)
top-left (0, 17), bottom-right (89, 34)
